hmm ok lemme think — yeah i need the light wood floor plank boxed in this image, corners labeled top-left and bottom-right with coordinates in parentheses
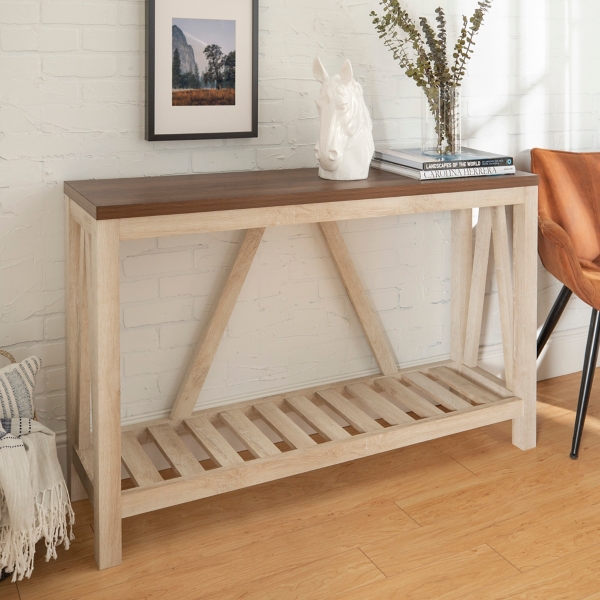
top-left (116, 449), bottom-right (475, 564)
top-left (580, 593), bottom-right (600, 600)
top-left (489, 500), bottom-right (600, 572)
top-left (20, 504), bottom-right (415, 600)
top-left (2, 580), bottom-right (21, 599)
top-left (332, 545), bottom-right (518, 600)
top-left (181, 548), bottom-right (384, 600)
top-left (18, 372), bottom-right (600, 600)
top-left (361, 463), bottom-right (600, 582)
top-left (459, 542), bottom-right (600, 600)
top-left (398, 451), bottom-right (588, 526)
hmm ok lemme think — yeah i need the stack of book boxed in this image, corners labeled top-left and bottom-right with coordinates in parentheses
top-left (371, 147), bottom-right (515, 181)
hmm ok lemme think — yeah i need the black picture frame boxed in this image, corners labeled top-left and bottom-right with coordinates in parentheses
top-left (145, 0), bottom-right (259, 141)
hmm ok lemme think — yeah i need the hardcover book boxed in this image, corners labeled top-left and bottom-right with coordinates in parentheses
top-left (371, 158), bottom-right (516, 181)
top-left (373, 148), bottom-right (514, 171)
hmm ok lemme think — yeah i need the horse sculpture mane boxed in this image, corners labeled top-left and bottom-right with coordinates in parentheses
top-left (313, 57), bottom-right (374, 181)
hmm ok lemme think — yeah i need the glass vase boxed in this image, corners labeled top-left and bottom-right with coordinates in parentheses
top-left (421, 85), bottom-right (461, 156)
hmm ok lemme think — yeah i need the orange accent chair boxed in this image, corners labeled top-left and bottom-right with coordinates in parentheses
top-left (533, 148), bottom-right (600, 458)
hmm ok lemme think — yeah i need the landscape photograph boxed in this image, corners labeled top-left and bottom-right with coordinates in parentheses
top-left (172, 18), bottom-right (236, 106)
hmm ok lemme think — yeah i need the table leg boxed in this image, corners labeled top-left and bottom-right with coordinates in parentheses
top-left (65, 197), bottom-right (86, 500)
top-left (450, 209), bottom-right (473, 363)
top-left (90, 219), bottom-right (122, 569)
top-left (512, 188), bottom-right (538, 450)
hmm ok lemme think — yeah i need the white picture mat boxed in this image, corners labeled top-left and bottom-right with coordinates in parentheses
top-left (154, 0), bottom-right (253, 136)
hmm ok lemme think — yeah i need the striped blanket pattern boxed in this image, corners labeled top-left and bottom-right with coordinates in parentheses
top-left (0, 357), bottom-right (40, 420)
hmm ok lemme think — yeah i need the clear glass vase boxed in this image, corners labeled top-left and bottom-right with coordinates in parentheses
top-left (421, 85), bottom-right (461, 156)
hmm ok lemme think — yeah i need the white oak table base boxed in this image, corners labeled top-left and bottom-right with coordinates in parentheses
top-left (64, 171), bottom-right (538, 570)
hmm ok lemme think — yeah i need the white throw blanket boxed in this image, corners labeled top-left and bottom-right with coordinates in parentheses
top-left (0, 418), bottom-right (74, 582)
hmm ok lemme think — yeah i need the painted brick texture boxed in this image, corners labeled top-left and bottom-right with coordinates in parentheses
top-left (0, 0), bottom-right (598, 434)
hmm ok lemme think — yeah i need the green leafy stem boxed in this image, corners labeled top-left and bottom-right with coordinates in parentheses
top-left (371, 1), bottom-right (493, 153)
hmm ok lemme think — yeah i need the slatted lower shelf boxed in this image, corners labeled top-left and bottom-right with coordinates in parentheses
top-left (117, 361), bottom-right (522, 518)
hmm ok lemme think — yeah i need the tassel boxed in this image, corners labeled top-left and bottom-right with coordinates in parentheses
top-left (0, 482), bottom-right (75, 582)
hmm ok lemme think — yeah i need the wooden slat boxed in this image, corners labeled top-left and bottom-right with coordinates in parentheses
top-left (454, 363), bottom-right (513, 399)
top-left (463, 207), bottom-right (493, 366)
top-left (450, 208), bottom-right (473, 364)
top-left (148, 424), bottom-right (204, 477)
top-left (79, 442), bottom-right (94, 481)
top-left (253, 402), bottom-right (317, 450)
top-left (121, 398), bottom-right (523, 518)
top-left (184, 415), bottom-right (245, 467)
top-left (492, 205), bottom-right (515, 390)
top-left (402, 372), bottom-right (471, 412)
top-left (72, 446), bottom-right (94, 505)
top-left (219, 409), bottom-right (281, 459)
top-left (121, 431), bottom-right (163, 488)
top-left (170, 228), bottom-right (265, 421)
top-left (346, 383), bottom-right (414, 425)
top-left (122, 359), bottom-right (455, 442)
top-left (430, 366), bottom-right (499, 405)
top-left (375, 377), bottom-right (443, 418)
top-left (319, 221), bottom-right (398, 376)
top-left (316, 389), bottom-right (383, 432)
top-left (286, 395), bottom-right (351, 441)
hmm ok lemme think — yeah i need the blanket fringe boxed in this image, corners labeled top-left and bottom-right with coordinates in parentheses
top-left (0, 482), bottom-right (74, 582)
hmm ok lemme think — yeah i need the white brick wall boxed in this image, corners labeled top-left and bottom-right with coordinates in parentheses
top-left (0, 0), bottom-right (599, 435)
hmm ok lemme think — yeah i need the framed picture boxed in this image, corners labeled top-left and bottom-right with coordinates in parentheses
top-left (145, 0), bottom-right (258, 141)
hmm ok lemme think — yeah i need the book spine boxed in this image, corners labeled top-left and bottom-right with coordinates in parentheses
top-left (421, 166), bottom-right (515, 179)
top-left (373, 152), bottom-right (422, 170)
top-left (423, 158), bottom-right (513, 170)
top-left (370, 160), bottom-right (421, 180)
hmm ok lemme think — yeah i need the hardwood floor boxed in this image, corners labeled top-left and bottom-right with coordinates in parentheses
top-left (5, 370), bottom-right (600, 599)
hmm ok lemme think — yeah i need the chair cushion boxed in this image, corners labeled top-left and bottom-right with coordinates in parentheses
top-left (533, 149), bottom-right (600, 262)
top-left (0, 357), bottom-right (41, 419)
top-left (532, 148), bottom-right (600, 310)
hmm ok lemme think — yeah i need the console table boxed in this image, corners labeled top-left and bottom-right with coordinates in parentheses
top-left (64, 168), bottom-right (538, 570)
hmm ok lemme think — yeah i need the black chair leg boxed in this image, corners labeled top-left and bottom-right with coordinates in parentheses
top-left (570, 309), bottom-right (600, 459)
top-left (537, 285), bottom-right (573, 358)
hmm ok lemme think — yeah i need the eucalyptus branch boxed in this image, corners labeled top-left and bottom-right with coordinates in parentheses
top-left (451, 0), bottom-right (493, 83)
top-left (371, 0), bottom-right (494, 89)
top-left (419, 14), bottom-right (449, 86)
top-left (371, 1), bottom-right (435, 88)
top-left (434, 8), bottom-right (449, 81)
top-left (371, 0), bottom-right (494, 154)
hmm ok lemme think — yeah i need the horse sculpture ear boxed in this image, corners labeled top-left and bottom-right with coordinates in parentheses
top-left (340, 59), bottom-right (353, 84)
top-left (313, 57), bottom-right (329, 83)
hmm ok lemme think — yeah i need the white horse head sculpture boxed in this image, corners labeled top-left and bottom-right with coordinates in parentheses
top-left (313, 57), bottom-right (374, 181)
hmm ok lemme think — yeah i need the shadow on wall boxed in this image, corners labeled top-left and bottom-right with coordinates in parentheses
top-left (454, 0), bottom-right (600, 381)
